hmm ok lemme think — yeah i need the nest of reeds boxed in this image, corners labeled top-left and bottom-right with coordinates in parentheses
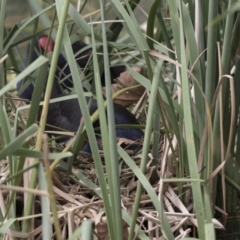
top-left (0, 96), bottom-right (224, 239)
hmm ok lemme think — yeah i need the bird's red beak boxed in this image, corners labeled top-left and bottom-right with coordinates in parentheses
top-left (38, 36), bottom-right (55, 53)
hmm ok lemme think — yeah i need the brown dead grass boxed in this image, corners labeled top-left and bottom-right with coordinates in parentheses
top-left (0, 95), bottom-right (225, 240)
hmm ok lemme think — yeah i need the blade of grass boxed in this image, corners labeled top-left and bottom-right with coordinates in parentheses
top-left (21, 0), bottom-right (70, 235)
top-left (3, 4), bottom-right (55, 53)
top-left (57, 2), bottom-right (116, 239)
top-left (178, 2), bottom-right (207, 238)
top-left (212, 0), bottom-right (236, 213)
top-left (129, 59), bottom-right (173, 240)
top-left (107, 0), bottom-right (141, 42)
top-left (0, 0), bottom-right (6, 90)
top-left (42, 135), bottom-right (62, 240)
top-left (0, 124), bottom-right (38, 161)
top-left (61, 30), bottom-right (117, 240)
top-left (146, 0), bottom-right (161, 50)
top-left (0, 56), bottom-right (49, 97)
top-left (14, 61), bottom-right (49, 191)
top-left (28, 0), bottom-right (57, 39)
top-left (0, 97), bottom-right (19, 228)
top-left (202, 184), bottom-right (216, 239)
top-left (37, 162), bottom-right (52, 239)
top-left (110, 0), bottom-right (152, 78)
top-left (99, 1), bottom-right (123, 239)
top-left (205, 0), bottom-right (218, 105)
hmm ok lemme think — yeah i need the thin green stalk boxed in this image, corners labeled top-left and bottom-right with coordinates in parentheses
top-left (0, 0), bottom-right (6, 90)
top-left (202, 184), bottom-right (216, 239)
top-left (42, 136), bottom-right (62, 240)
top-left (110, 0), bottom-right (152, 79)
top-left (91, 32), bottom-right (116, 239)
top-left (146, 0), bottom-right (162, 49)
top-left (129, 60), bottom-right (164, 240)
top-left (156, 10), bottom-right (175, 60)
top-left (194, 0), bottom-right (206, 85)
top-left (99, 1), bottom-right (122, 238)
top-left (69, 0), bottom-right (88, 34)
top-left (21, 0), bottom-right (70, 235)
top-left (37, 0), bottom-right (69, 162)
top-left (225, 174), bottom-right (240, 192)
top-left (152, 108), bottom-right (161, 165)
top-left (58, 20), bottom-right (115, 240)
top-left (179, 2), bottom-right (207, 239)
top-left (222, 0), bottom-right (235, 143)
top-left (0, 99), bottom-right (18, 228)
top-left (231, 13), bottom-right (240, 60)
top-left (205, 0), bottom-right (218, 105)
top-left (212, 0), bottom-right (235, 209)
top-left (28, 0), bottom-right (57, 39)
top-left (107, 0), bottom-right (141, 42)
top-left (13, 63), bottom-right (48, 216)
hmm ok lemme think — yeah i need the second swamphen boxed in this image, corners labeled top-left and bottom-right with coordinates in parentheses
top-left (46, 92), bottom-right (143, 154)
top-left (18, 35), bottom-right (143, 154)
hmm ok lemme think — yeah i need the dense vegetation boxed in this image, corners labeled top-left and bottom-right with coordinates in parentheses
top-left (0, 0), bottom-right (240, 239)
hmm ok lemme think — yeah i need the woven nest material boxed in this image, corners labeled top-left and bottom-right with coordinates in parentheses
top-left (0, 94), bottom-right (225, 239)
top-left (0, 134), bottom-right (224, 239)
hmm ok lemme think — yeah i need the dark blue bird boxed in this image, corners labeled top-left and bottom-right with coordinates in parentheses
top-left (17, 35), bottom-right (143, 155)
top-left (17, 35), bottom-right (126, 101)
